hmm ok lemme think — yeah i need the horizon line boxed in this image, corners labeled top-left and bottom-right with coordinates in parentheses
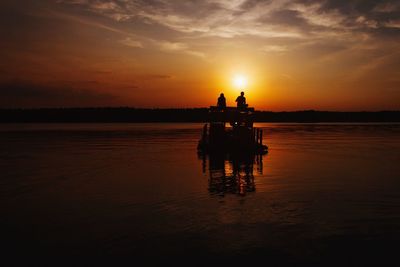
top-left (0, 107), bottom-right (399, 113)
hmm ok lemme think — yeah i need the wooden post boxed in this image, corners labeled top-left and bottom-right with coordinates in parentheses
top-left (256, 129), bottom-right (260, 145)
top-left (203, 124), bottom-right (208, 140)
top-left (259, 129), bottom-right (263, 145)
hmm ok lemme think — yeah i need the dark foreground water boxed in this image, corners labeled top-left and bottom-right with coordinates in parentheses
top-left (1, 123), bottom-right (400, 266)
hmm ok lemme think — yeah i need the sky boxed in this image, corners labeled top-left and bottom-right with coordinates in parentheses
top-left (0, 0), bottom-right (399, 111)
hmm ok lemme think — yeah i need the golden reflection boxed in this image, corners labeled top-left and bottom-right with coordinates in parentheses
top-left (200, 152), bottom-right (265, 196)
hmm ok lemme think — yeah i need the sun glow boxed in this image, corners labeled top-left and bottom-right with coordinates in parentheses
top-left (233, 75), bottom-right (248, 89)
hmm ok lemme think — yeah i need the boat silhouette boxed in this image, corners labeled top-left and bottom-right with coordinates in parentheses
top-left (198, 106), bottom-right (268, 153)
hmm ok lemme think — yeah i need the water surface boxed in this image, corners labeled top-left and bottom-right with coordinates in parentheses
top-left (1, 123), bottom-right (400, 265)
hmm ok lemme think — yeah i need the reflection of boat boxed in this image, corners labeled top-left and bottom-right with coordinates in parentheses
top-left (199, 151), bottom-right (264, 196)
top-left (197, 106), bottom-right (268, 153)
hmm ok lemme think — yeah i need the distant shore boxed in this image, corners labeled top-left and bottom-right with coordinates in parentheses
top-left (0, 108), bottom-right (399, 123)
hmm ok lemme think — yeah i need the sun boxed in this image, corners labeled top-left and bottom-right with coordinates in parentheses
top-left (233, 75), bottom-right (248, 89)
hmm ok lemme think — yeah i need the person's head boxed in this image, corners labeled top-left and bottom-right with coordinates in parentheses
top-left (220, 93), bottom-right (224, 97)
top-left (240, 91), bottom-right (244, 96)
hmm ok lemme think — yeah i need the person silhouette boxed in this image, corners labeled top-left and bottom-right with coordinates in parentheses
top-left (235, 91), bottom-right (247, 109)
top-left (217, 93), bottom-right (226, 109)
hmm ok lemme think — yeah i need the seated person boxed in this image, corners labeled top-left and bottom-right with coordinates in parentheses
top-left (217, 93), bottom-right (226, 109)
top-left (235, 91), bottom-right (247, 109)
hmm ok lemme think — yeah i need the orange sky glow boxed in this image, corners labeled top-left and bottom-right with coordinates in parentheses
top-left (1, 0), bottom-right (399, 111)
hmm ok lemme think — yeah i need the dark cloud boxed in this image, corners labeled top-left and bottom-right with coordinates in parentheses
top-left (92, 71), bottom-right (113, 74)
top-left (261, 9), bottom-right (308, 28)
top-left (0, 82), bottom-right (118, 108)
top-left (139, 74), bottom-right (172, 80)
top-left (57, 0), bottom-right (400, 40)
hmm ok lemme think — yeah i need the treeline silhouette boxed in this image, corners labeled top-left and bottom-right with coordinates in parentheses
top-left (0, 108), bottom-right (399, 123)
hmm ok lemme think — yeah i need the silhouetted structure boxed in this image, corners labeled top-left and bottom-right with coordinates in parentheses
top-left (198, 104), bottom-right (268, 153)
top-left (200, 152), bottom-right (264, 196)
top-left (217, 93), bottom-right (226, 110)
top-left (0, 108), bottom-right (399, 123)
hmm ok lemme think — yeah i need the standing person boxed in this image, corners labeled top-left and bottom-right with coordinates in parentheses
top-left (235, 91), bottom-right (247, 109)
top-left (217, 93), bottom-right (226, 109)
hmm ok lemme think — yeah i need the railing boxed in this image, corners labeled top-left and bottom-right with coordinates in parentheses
top-left (208, 106), bottom-right (255, 124)
top-left (209, 106), bottom-right (255, 112)
top-left (202, 123), bottom-right (263, 146)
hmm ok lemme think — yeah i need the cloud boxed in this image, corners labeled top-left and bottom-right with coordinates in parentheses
top-left (346, 52), bottom-right (399, 81)
top-left (356, 16), bottom-right (378, 29)
top-left (260, 45), bottom-right (288, 53)
top-left (159, 41), bottom-right (188, 51)
top-left (92, 70), bottom-right (112, 74)
top-left (0, 81), bottom-right (118, 108)
top-left (288, 2), bottom-right (345, 28)
top-left (57, 0), bottom-right (305, 38)
top-left (56, 0), bottom-right (400, 48)
top-left (373, 2), bottom-right (400, 13)
top-left (155, 41), bottom-right (205, 58)
top-left (384, 20), bottom-right (400, 29)
top-left (45, 0), bottom-right (400, 64)
top-left (139, 74), bottom-right (172, 80)
top-left (185, 50), bottom-right (206, 58)
top-left (47, 9), bottom-right (130, 35)
top-left (119, 37), bottom-right (143, 48)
